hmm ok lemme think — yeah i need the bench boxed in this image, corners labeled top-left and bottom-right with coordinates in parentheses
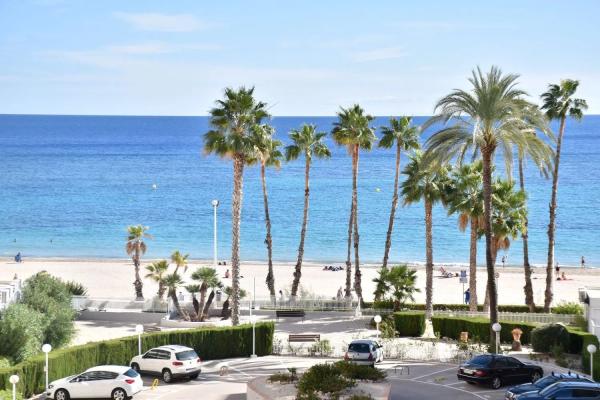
top-left (288, 334), bottom-right (320, 343)
top-left (276, 310), bottom-right (306, 321)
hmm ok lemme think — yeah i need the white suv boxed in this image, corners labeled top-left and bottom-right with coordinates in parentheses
top-left (130, 345), bottom-right (201, 383)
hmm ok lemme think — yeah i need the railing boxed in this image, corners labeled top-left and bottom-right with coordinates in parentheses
top-left (433, 310), bottom-right (578, 325)
top-left (253, 298), bottom-right (359, 311)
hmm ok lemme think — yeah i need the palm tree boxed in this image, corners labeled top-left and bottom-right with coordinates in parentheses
top-left (372, 265), bottom-right (419, 311)
top-left (203, 87), bottom-right (269, 326)
top-left (541, 79), bottom-right (587, 312)
top-left (285, 124), bottom-right (331, 301)
top-left (248, 124), bottom-right (282, 302)
top-left (220, 286), bottom-right (247, 321)
top-left (517, 148), bottom-right (535, 311)
top-left (191, 267), bottom-right (220, 321)
top-left (126, 225), bottom-right (152, 300)
top-left (171, 250), bottom-right (189, 274)
top-left (423, 66), bottom-right (551, 331)
top-left (164, 272), bottom-right (189, 321)
top-left (184, 284), bottom-right (201, 317)
top-left (331, 104), bottom-right (377, 302)
top-left (379, 117), bottom-right (421, 269)
top-left (145, 260), bottom-right (169, 299)
top-left (401, 150), bottom-right (448, 319)
top-left (445, 162), bottom-right (484, 311)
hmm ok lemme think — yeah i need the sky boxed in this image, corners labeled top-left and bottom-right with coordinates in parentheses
top-left (1, 0), bottom-right (598, 116)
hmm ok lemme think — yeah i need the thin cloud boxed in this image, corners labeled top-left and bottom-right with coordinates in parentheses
top-left (351, 47), bottom-right (407, 62)
top-left (114, 12), bottom-right (207, 32)
top-left (107, 42), bottom-right (220, 55)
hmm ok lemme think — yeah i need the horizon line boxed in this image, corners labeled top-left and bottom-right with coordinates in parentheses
top-left (2, 113), bottom-right (600, 118)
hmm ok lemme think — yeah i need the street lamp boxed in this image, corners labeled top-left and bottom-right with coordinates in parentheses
top-left (135, 324), bottom-right (144, 355)
top-left (588, 344), bottom-right (597, 379)
top-left (250, 314), bottom-right (258, 358)
top-left (9, 375), bottom-right (19, 400)
top-left (374, 315), bottom-right (382, 339)
top-left (211, 200), bottom-right (219, 268)
top-left (42, 343), bottom-right (52, 390)
top-left (492, 323), bottom-right (502, 354)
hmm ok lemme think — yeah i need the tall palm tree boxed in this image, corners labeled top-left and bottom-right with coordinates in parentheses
top-left (331, 104), bottom-right (377, 301)
top-left (379, 117), bottom-right (421, 269)
top-left (401, 150), bottom-right (448, 319)
top-left (424, 66), bottom-right (551, 332)
top-left (285, 124), bottom-right (331, 301)
top-left (164, 272), bottom-right (189, 321)
top-left (171, 250), bottom-right (189, 274)
top-left (541, 79), bottom-right (587, 312)
top-left (445, 162), bottom-right (484, 311)
top-left (191, 267), bottom-right (220, 321)
top-left (126, 225), bottom-right (152, 300)
top-left (517, 148), bottom-right (535, 311)
top-left (203, 86), bottom-right (269, 325)
top-left (248, 123), bottom-right (282, 302)
top-left (145, 260), bottom-right (169, 299)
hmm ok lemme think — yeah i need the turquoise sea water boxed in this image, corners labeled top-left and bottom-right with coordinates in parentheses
top-left (0, 115), bottom-right (599, 266)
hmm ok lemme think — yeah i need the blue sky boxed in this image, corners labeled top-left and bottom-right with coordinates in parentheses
top-left (1, 0), bottom-right (598, 116)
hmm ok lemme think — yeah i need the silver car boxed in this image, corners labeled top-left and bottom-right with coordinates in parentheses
top-left (344, 339), bottom-right (383, 367)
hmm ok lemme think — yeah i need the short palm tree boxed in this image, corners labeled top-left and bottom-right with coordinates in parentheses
top-left (248, 123), bottom-right (282, 302)
top-left (423, 66), bottom-right (552, 329)
top-left (379, 117), bottom-right (421, 269)
top-left (401, 150), bottom-right (448, 318)
top-left (203, 86), bottom-right (269, 326)
top-left (185, 283), bottom-right (201, 317)
top-left (331, 104), bottom-right (377, 301)
top-left (285, 124), bottom-right (331, 301)
top-left (372, 265), bottom-right (419, 311)
top-left (171, 250), bottom-right (189, 274)
top-left (541, 79), bottom-right (587, 311)
top-left (191, 267), bottom-right (221, 321)
top-left (145, 260), bottom-right (169, 299)
top-left (126, 225), bottom-right (152, 300)
top-left (164, 272), bottom-right (188, 321)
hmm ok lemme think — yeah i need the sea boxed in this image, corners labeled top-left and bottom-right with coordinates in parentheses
top-left (0, 114), bottom-right (599, 267)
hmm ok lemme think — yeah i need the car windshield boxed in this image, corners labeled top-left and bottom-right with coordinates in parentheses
top-left (539, 383), bottom-right (560, 396)
top-left (469, 355), bottom-right (492, 366)
top-left (176, 350), bottom-right (198, 361)
top-left (124, 369), bottom-right (139, 378)
top-left (348, 343), bottom-right (370, 353)
top-left (535, 376), bottom-right (558, 388)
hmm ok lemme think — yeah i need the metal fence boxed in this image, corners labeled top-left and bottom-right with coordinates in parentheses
top-left (433, 310), bottom-right (578, 325)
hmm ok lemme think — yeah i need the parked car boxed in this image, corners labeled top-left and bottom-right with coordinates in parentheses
top-left (457, 354), bottom-right (543, 389)
top-left (506, 372), bottom-right (592, 399)
top-left (514, 381), bottom-right (600, 399)
top-left (344, 339), bottom-right (383, 367)
top-left (130, 345), bottom-right (201, 383)
top-left (46, 365), bottom-right (142, 400)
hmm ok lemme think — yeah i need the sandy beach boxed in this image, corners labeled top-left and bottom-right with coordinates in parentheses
top-left (0, 257), bottom-right (592, 306)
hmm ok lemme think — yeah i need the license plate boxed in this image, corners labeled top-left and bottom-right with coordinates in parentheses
top-left (462, 368), bottom-right (474, 375)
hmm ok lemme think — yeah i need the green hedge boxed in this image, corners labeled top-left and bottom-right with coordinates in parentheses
top-left (0, 322), bottom-right (274, 397)
top-left (393, 312), bottom-right (426, 337)
top-left (431, 316), bottom-right (537, 344)
top-left (367, 302), bottom-right (546, 313)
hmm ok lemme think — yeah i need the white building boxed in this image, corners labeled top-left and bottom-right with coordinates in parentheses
top-left (0, 275), bottom-right (22, 311)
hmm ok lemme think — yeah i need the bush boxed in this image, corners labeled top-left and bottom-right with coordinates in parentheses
top-left (0, 390), bottom-right (23, 400)
top-left (0, 359), bottom-right (10, 370)
top-left (393, 312), bottom-right (425, 337)
top-left (0, 304), bottom-right (45, 363)
top-left (552, 301), bottom-right (583, 315)
top-left (297, 363), bottom-right (355, 399)
top-left (531, 324), bottom-right (570, 353)
top-left (268, 372), bottom-right (298, 384)
top-left (0, 322), bottom-right (274, 397)
top-left (65, 281), bottom-right (88, 296)
top-left (364, 302), bottom-right (548, 313)
top-left (431, 315), bottom-right (537, 344)
top-left (333, 361), bottom-right (385, 381)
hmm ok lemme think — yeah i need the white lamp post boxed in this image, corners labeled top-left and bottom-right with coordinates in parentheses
top-left (135, 324), bottom-right (144, 355)
top-left (211, 200), bottom-right (219, 268)
top-left (42, 343), bottom-right (52, 390)
top-left (588, 344), bottom-right (597, 379)
top-left (250, 314), bottom-right (258, 358)
top-left (492, 323), bottom-right (502, 354)
top-left (9, 375), bottom-right (19, 400)
top-left (374, 315), bottom-right (382, 339)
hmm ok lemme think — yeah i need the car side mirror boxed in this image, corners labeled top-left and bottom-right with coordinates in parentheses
top-left (70, 378), bottom-right (80, 383)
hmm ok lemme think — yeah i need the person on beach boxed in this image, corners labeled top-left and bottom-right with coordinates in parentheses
top-left (336, 287), bottom-right (343, 301)
top-left (555, 263), bottom-right (560, 275)
top-left (501, 255), bottom-right (506, 268)
top-left (464, 288), bottom-right (470, 305)
top-left (14, 252), bottom-right (22, 263)
top-left (279, 290), bottom-right (284, 303)
top-left (224, 269), bottom-right (230, 278)
top-left (582, 256), bottom-right (586, 269)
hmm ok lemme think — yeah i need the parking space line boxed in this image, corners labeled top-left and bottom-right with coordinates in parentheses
top-left (398, 379), bottom-right (488, 400)
top-left (412, 366), bottom-right (457, 381)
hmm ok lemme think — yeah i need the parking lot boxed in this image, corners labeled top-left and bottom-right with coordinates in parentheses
top-left (133, 356), bottom-right (515, 400)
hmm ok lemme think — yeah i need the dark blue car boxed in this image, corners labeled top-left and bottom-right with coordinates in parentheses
top-left (506, 372), bottom-right (592, 399)
top-left (515, 381), bottom-right (600, 400)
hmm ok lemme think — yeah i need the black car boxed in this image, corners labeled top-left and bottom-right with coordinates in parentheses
top-left (515, 381), bottom-right (600, 399)
top-left (506, 372), bottom-right (592, 399)
top-left (457, 354), bottom-right (543, 389)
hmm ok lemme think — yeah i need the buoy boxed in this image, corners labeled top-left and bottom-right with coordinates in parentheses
top-left (152, 184), bottom-right (158, 190)
top-left (375, 188), bottom-right (381, 192)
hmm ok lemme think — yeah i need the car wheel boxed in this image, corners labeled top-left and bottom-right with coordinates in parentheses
top-left (130, 363), bottom-right (140, 373)
top-left (531, 371), bottom-right (542, 382)
top-left (189, 373), bottom-right (199, 380)
top-left (491, 376), bottom-right (502, 389)
top-left (55, 389), bottom-right (70, 400)
top-left (111, 388), bottom-right (127, 400)
top-left (162, 368), bottom-right (173, 383)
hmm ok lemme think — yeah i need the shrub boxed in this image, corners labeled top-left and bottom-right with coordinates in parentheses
top-left (531, 324), bottom-right (570, 353)
top-left (268, 372), bottom-right (297, 384)
top-left (348, 396), bottom-right (374, 400)
top-left (65, 281), bottom-right (88, 296)
top-left (310, 340), bottom-right (332, 357)
top-left (333, 361), bottom-right (385, 381)
top-left (552, 301), bottom-right (583, 315)
top-left (0, 304), bottom-right (45, 363)
top-left (0, 390), bottom-right (23, 400)
top-left (431, 315), bottom-right (537, 344)
top-left (378, 318), bottom-right (397, 339)
top-left (297, 363), bottom-right (355, 399)
top-left (0, 359), bottom-right (10, 370)
top-left (393, 312), bottom-right (425, 337)
top-left (0, 322), bottom-right (274, 397)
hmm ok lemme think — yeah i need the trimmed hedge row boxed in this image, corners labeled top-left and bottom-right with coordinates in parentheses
top-left (0, 322), bottom-right (274, 397)
top-left (431, 316), bottom-right (537, 344)
top-left (393, 312), bottom-right (426, 337)
top-left (367, 301), bottom-right (546, 313)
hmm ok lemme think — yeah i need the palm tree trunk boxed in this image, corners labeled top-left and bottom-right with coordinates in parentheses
top-left (133, 247), bottom-right (144, 300)
top-left (344, 153), bottom-right (355, 299)
top-left (291, 156), bottom-right (311, 299)
top-left (230, 154), bottom-right (244, 325)
top-left (201, 290), bottom-right (215, 321)
top-left (198, 284), bottom-right (207, 318)
top-left (261, 162), bottom-right (276, 299)
top-left (483, 239), bottom-right (499, 312)
top-left (469, 218), bottom-right (478, 311)
top-left (158, 282), bottom-right (165, 299)
top-left (519, 156), bottom-right (535, 311)
top-left (482, 149), bottom-right (498, 338)
top-left (382, 142), bottom-right (401, 269)
top-left (169, 289), bottom-right (190, 321)
top-left (425, 199), bottom-right (434, 319)
top-left (352, 145), bottom-right (363, 302)
top-left (545, 117), bottom-right (565, 312)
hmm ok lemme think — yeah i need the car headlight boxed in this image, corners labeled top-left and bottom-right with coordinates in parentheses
top-left (48, 385), bottom-right (54, 389)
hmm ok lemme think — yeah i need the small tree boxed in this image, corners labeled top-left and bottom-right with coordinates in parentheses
top-left (372, 265), bottom-right (419, 310)
top-left (145, 260), bottom-right (169, 299)
top-left (0, 303), bottom-right (45, 363)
